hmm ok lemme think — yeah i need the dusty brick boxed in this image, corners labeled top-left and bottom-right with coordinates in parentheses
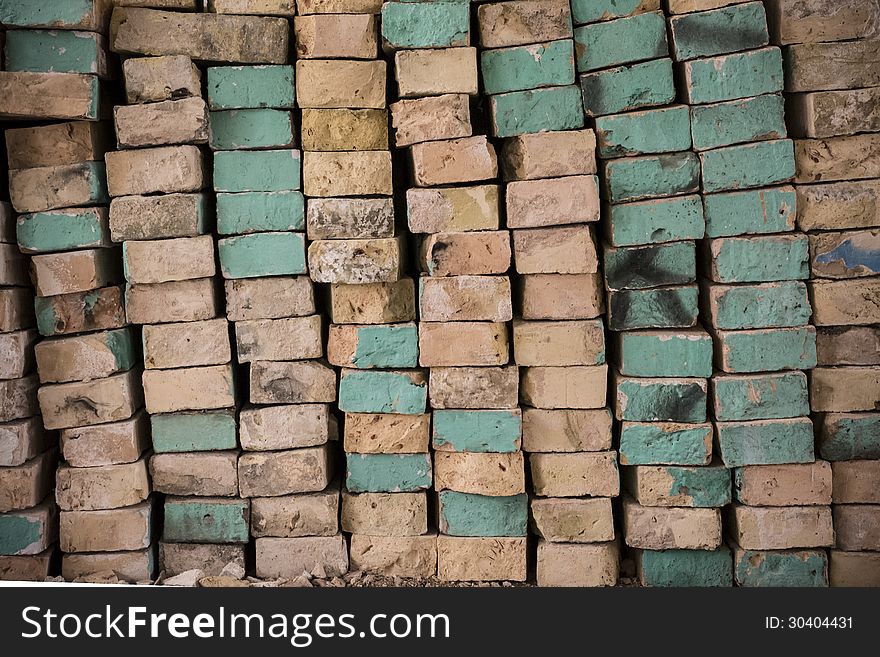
top-left (249, 360), bottom-right (337, 405)
top-left (296, 59), bottom-right (386, 109)
top-left (159, 542), bottom-right (245, 577)
top-left (419, 276), bottom-right (512, 323)
top-left (5, 121), bottom-right (111, 170)
top-left (623, 496), bottom-right (721, 549)
top-left (507, 176), bottom-right (600, 228)
top-left (327, 323), bottom-right (417, 370)
top-left (434, 451), bottom-right (525, 496)
top-left (150, 452), bottom-right (239, 497)
top-left (834, 506), bottom-right (880, 551)
top-left (784, 40), bottom-right (880, 93)
top-left (0, 374), bottom-right (39, 423)
top-left (60, 413), bottom-right (149, 468)
top-left (294, 14), bottom-right (377, 59)
top-left (123, 54), bottom-right (201, 104)
top-left (523, 408), bottom-right (612, 452)
top-left (518, 273), bottom-right (604, 320)
top-left (308, 237), bottom-right (402, 284)
top-left (0, 329), bottom-right (37, 380)
top-left (0, 501), bottom-right (57, 555)
top-left (105, 145), bottom-right (205, 197)
top-left (235, 315), bottom-right (322, 363)
top-left (0, 417), bottom-right (52, 468)
top-left (0, 449), bottom-right (57, 513)
top-left (407, 185), bottom-right (500, 234)
top-left (60, 500), bottom-right (153, 553)
top-left (521, 367), bottom-right (608, 410)
top-left (810, 366), bottom-right (880, 413)
top-left (766, 0), bottom-right (879, 45)
top-left (419, 231), bottom-right (511, 277)
top-left (513, 319), bottom-right (605, 366)
top-left (394, 47), bottom-right (478, 98)
top-left (142, 319), bottom-right (230, 370)
top-left (536, 541), bottom-right (618, 587)
top-left (240, 404), bottom-right (334, 451)
top-left (419, 322), bottom-right (508, 367)
top-left (38, 371), bottom-right (141, 430)
top-left (35, 328), bottom-right (135, 385)
top-left (62, 549), bottom-right (155, 584)
top-left (349, 533), bottom-right (437, 578)
top-left (734, 462), bottom-right (833, 506)
top-left (30, 249), bottom-right (120, 298)
top-left (208, 0), bottom-right (295, 13)
top-left (391, 94), bottom-right (471, 148)
top-left (530, 451), bottom-right (619, 497)
top-left (512, 226), bottom-right (598, 274)
top-left (788, 88), bottom-right (880, 140)
top-left (300, 109), bottom-right (387, 152)
top-left (817, 326), bottom-right (880, 366)
top-left (437, 536), bottom-right (526, 582)
top-left (341, 490), bottom-right (427, 536)
top-left (56, 459), bottom-right (149, 511)
top-left (829, 550), bottom-right (880, 588)
top-left (794, 134), bottom-right (880, 184)
top-left (251, 488), bottom-right (339, 538)
top-left (0, 288), bottom-right (35, 334)
top-left (500, 129), bottom-right (596, 181)
top-left (114, 97), bottom-right (208, 149)
top-left (810, 279), bottom-right (880, 326)
top-left (110, 193), bottom-right (208, 241)
top-left (225, 276), bottom-right (314, 321)
top-left (530, 497), bottom-right (614, 543)
top-left (428, 366), bottom-right (518, 410)
top-left (306, 198), bottom-right (394, 240)
top-left (122, 235), bottom-right (214, 285)
top-left (0, 71), bottom-right (101, 121)
top-left (255, 535), bottom-right (348, 578)
top-left (329, 279), bottom-right (415, 324)
top-left (239, 445), bottom-right (332, 497)
top-left (9, 162), bottom-right (107, 214)
top-left (810, 229), bottom-right (880, 279)
top-left (409, 136), bottom-right (498, 187)
top-left (832, 460), bottom-right (880, 504)
top-left (125, 278), bottom-right (218, 325)
top-left (303, 151), bottom-right (392, 197)
top-left (343, 413), bottom-right (430, 454)
top-left (142, 364), bottom-right (236, 413)
top-left (797, 180), bottom-right (880, 233)
top-left (729, 504), bottom-right (834, 550)
top-left (477, 1), bottom-right (572, 49)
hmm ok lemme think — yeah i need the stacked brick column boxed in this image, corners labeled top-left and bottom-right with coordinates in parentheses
top-left (769, 0), bottom-right (880, 587)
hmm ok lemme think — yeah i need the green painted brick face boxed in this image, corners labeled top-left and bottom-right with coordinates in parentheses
top-left (0, 0), bottom-right (94, 28)
top-left (207, 65), bottom-right (295, 110)
top-left (213, 150), bottom-right (301, 193)
top-left (602, 152), bottom-right (701, 202)
top-left (690, 94), bottom-right (786, 152)
top-left (616, 377), bottom-right (707, 423)
top-left (163, 499), bottom-right (250, 543)
top-left (209, 109), bottom-right (295, 151)
top-left (604, 241), bottom-right (696, 290)
top-left (609, 286), bottom-right (699, 330)
top-left (571, 0), bottom-right (658, 26)
top-left (5, 29), bottom-right (103, 75)
top-left (595, 105), bottom-right (691, 158)
top-left (581, 58), bottom-right (675, 116)
top-left (735, 549), bottom-right (828, 587)
top-left (16, 209), bottom-right (108, 253)
top-left (619, 422), bottom-right (713, 466)
top-left (345, 453), bottom-right (432, 493)
top-left (432, 410), bottom-right (522, 453)
top-left (818, 413), bottom-right (880, 461)
top-left (216, 191), bottom-right (305, 235)
top-left (608, 195), bottom-right (705, 246)
top-left (660, 464), bottom-right (732, 507)
top-left (708, 234), bottom-right (809, 283)
top-left (351, 324), bottom-right (419, 369)
top-left (218, 232), bottom-right (306, 279)
top-left (438, 491), bottom-right (528, 537)
top-left (338, 371), bottom-right (427, 415)
top-left (715, 418), bottom-right (815, 466)
top-left (717, 327), bottom-right (817, 373)
top-left (708, 281), bottom-right (811, 330)
top-left (381, 3), bottom-right (469, 49)
top-left (105, 327), bottom-right (137, 372)
top-left (151, 411), bottom-right (238, 453)
top-left (574, 11), bottom-right (667, 72)
top-left (701, 139), bottom-right (795, 193)
top-left (669, 2), bottom-right (769, 61)
top-left (703, 187), bottom-right (796, 237)
top-left (0, 514), bottom-right (42, 555)
top-left (712, 372), bottom-right (809, 421)
top-left (619, 330), bottom-right (713, 378)
top-left (490, 85), bottom-right (585, 137)
top-left (639, 547), bottom-right (733, 587)
top-left (481, 40), bottom-right (575, 95)
top-left (683, 47), bottom-right (783, 104)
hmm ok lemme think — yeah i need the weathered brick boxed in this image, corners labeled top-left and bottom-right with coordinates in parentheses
top-left (810, 366), bottom-right (880, 413)
top-left (608, 285), bottom-right (700, 330)
top-left (500, 129), bottom-right (596, 181)
top-left (733, 546), bottom-right (827, 587)
top-left (209, 109), bottom-right (294, 151)
top-left (381, 2), bottom-right (469, 50)
top-left (163, 497), bottom-right (249, 544)
top-left (704, 186), bottom-right (796, 238)
top-left (62, 549), bottom-right (156, 584)
top-left (765, 0), bottom-right (878, 45)
top-left (394, 47), bottom-right (478, 98)
top-left (428, 366), bottom-right (518, 410)
top-left (432, 409), bottom-right (521, 453)
top-left (834, 505), bottom-right (880, 551)
top-left (159, 542), bottom-right (245, 577)
top-left (208, 0), bottom-right (295, 14)
top-left (390, 94), bottom-right (470, 148)
top-left (619, 422), bottom-right (713, 466)
top-left (296, 59), bottom-right (386, 109)
top-left (624, 463), bottom-right (731, 507)
top-left (604, 241), bottom-right (695, 291)
top-left (713, 326), bottom-right (817, 373)
top-left (829, 550), bottom-right (880, 588)
top-left (636, 547), bottom-right (732, 587)
top-left (0, 71), bottom-right (101, 121)
top-left (419, 231), bottom-right (511, 277)
top-left (114, 97), bottom-right (208, 148)
top-left (329, 279), bottom-right (415, 324)
top-left (419, 276), bottom-right (511, 323)
top-left (122, 236), bottom-right (213, 285)
top-left (214, 150), bottom-right (300, 193)
top-left (61, 413), bottom-right (149, 466)
top-left (0, 417), bottom-right (52, 468)
top-left (308, 238), bottom-right (402, 284)
top-left (307, 198), bottom-right (393, 240)
top-left (234, 315), bottom-right (323, 362)
top-left (711, 371), bottom-right (809, 421)
top-left (0, 287), bottom-right (35, 334)
top-left (38, 370), bottom-right (141, 430)
top-left (477, 0), bottom-right (572, 48)
top-left (17, 208), bottom-right (110, 254)
top-left (0, 329), bottom-right (37, 380)
top-left (512, 226), bottom-right (597, 275)
top-left (61, 500), bottom-right (153, 553)
top-left (681, 47), bottom-right (783, 104)
top-left (623, 496), bottom-right (721, 549)
top-left (810, 230), bottom-right (880, 279)
top-left (734, 462), bottom-right (832, 506)
top-left (0, 500), bottom-right (57, 556)
top-left (225, 276), bottom-right (314, 321)
top-left (409, 136), bottom-right (497, 187)
top-left (0, 0), bottom-right (112, 31)
top-left (707, 233), bottom-right (808, 283)
top-left (522, 408), bottom-right (612, 451)
top-left (817, 326), bottom-right (880, 366)
top-left (34, 286), bottom-right (124, 337)
top-left (123, 54), bottom-right (201, 104)
top-left (794, 134), bottom-right (880, 184)
top-left (613, 373), bottom-right (707, 423)
top-left (513, 319), bottom-right (605, 366)
top-left (482, 39), bottom-right (574, 95)
top-left (0, 449), bottom-right (57, 513)
top-left (294, 14), bottom-right (377, 59)
top-left (715, 417), bottom-right (815, 466)
top-left (606, 195), bottom-right (704, 246)
top-left (343, 413), bottom-right (430, 454)
top-left (571, 0), bottom-right (659, 25)
top-left (701, 139), bottom-right (795, 193)
top-left (105, 145), bottom-right (205, 197)
top-left (125, 278), bottom-right (218, 324)
top-left (507, 175), bottom-right (600, 228)
top-left (580, 58), bottom-right (675, 117)
top-left (240, 404), bottom-right (334, 451)
top-left (342, 491), bottom-right (427, 536)
top-left (303, 151), bottom-right (392, 197)
top-left (530, 451), bottom-right (619, 497)
top-left (489, 85), bottom-right (585, 137)
top-left (530, 497), bottom-right (614, 543)
top-left (788, 88), bottom-right (880, 140)
top-left (729, 504), bottom-right (833, 550)
top-left (666, 0), bottom-right (754, 13)
top-left (239, 445), bottom-right (332, 497)
top-left (143, 365), bottom-right (235, 414)
top-left (35, 327), bottom-right (135, 383)
top-left (419, 322), bottom-right (508, 367)
top-left (109, 193), bottom-right (207, 241)
top-left (9, 161), bottom-right (107, 214)
top-left (0, 374), bottom-right (39, 423)
top-left (704, 280), bottom-right (810, 330)
top-left (617, 329), bottom-right (712, 378)
top-left (690, 94), bottom-right (786, 152)
top-left (438, 491), bottom-right (527, 537)
top-left (217, 192), bottom-right (304, 235)
top-left (833, 460), bottom-right (880, 504)
top-left (249, 360), bottom-right (337, 405)
top-left (349, 533), bottom-right (437, 578)
top-left (784, 40), bottom-right (880, 93)
top-left (218, 232), bottom-right (306, 279)
top-left (602, 152), bottom-right (699, 202)
top-left (520, 366), bottom-right (608, 410)
top-left (518, 273), bottom-right (604, 320)
top-left (669, 2), bottom-right (768, 61)
top-left (595, 105), bottom-right (690, 159)
top-left (57, 459), bottom-right (150, 511)
top-left (407, 185), bottom-right (500, 234)
top-left (574, 10), bottom-right (667, 72)
top-left (434, 451), bottom-right (522, 497)
top-left (251, 489), bottom-right (338, 538)
top-left (346, 453), bottom-right (431, 493)
top-left (151, 410), bottom-right (238, 453)
top-left (437, 536), bottom-right (526, 582)
top-left (810, 278), bottom-right (880, 326)
top-left (339, 369), bottom-right (426, 415)
top-left (301, 109), bottom-right (388, 151)
top-left (537, 540), bottom-right (619, 587)
top-left (328, 323), bottom-right (418, 369)
top-left (5, 121), bottom-right (111, 170)
top-left (30, 248), bottom-right (120, 298)
top-left (296, 0), bottom-right (383, 14)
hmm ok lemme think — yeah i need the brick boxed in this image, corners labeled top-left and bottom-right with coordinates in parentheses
top-left (419, 322), bottom-right (508, 367)
top-left (438, 491), bottom-right (527, 537)
top-left (163, 497), bottom-right (248, 543)
top-left (296, 0), bottom-right (383, 13)
top-left (580, 58), bottom-right (675, 117)
top-left (209, 109), bottom-right (294, 150)
top-left (123, 55), bottom-right (201, 104)
top-left (715, 417), bottom-right (815, 466)
top-left (477, 1), bottom-right (572, 48)
top-left (794, 134), bottom-right (880, 184)
top-left (829, 551), bottom-right (880, 587)
top-left (143, 364), bottom-right (235, 414)
top-left (522, 408), bottom-right (612, 452)
top-left (595, 106), bottom-right (690, 158)
top-left (500, 129), bottom-right (596, 181)
top-left (428, 366), bottom-right (518, 410)
top-left (122, 236), bottom-right (213, 285)
top-left (608, 285), bottom-right (699, 330)
top-left (513, 319), bottom-right (605, 366)
top-left (0, 244), bottom-right (27, 287)
top-left (63, 549), bottom-right (156, 584)
top-left (730, 504), bottom-right (833, 550)
top-left (409, 136), bottom-right (497, 187)
top-left (110, 193), bottom-right (207, 241)
top-left (0, 501), bottom-right (57, 556)
top-left (519, 273), bottom-right (604, 320)
top-left (206, 66), bottom-right (294, 112)
top-left (623, 496), bottom-right (721, 549)
top-left (419, 231), bottom-right (511, 277)
top-left (810, 230), bottom-right (880, 279)
top-left (575, 11), bottom-right (666, 72)
top-left (681, 47), bottom-right (783, 105)
top-left (0, 449), bottom-right (57, 513)
top-left (17, 208), bottom-right (110, 255)
top-left (788, 88), bottom-right (880, 140)
top-left (766, 0), bottom-right (878, 45)
top-left (482, 39), bottom-right (574, 95)
top-left (701, 139), bottom-right (795, 193)
top-left (690, 94), bottom-right (786, 152)
top-left (537, 540), bottom-right (618, 587)
top-left (512, 226), bottom-right (596, 275)
top-left (301, 109), bottom-right (387, 152)
top-left (5, 121), bottom-right (111, 170)
top-left (114, 98), bottom-right (208, 149)
top-left (251, 489), bottom-right (339, 538)
top-left (394, 47), bottom-right (478, 98)
top-left (432, 409), bottom-right (521, 453)
top-left (704, 186), bottom-right (796, 238)
top-left (489, 85), bottom-right (585, 137)
top-left (832, 460), bottom-right (880, 504)
top-left (142, 319), bottom-right (229, 371)
top-left (434, 451), bottom-right (523, 496)
top-left (507, 175), bottom-right (600, 228)
top-left (390, 94), bottom-right (470, 148)
top-left (125, 278), bottom-right (218, 324)
top-left (617, 329), bottom-right (712, 378)
top-left (339, 369), bottom-right (426, 415)
top-left (105, 145), bottom-right (204, 197)
top-left (239, 445), bottom-right (332, 497)
top-left (35, 327), bottom-right (135, 384)
top-left (240, 404), bottom-right (333, 451)
top-left (307, 198), bottom-right (393, 240)
top-left (249, 361), bottom-right (337, 405)
top-left (303, 151), bottom-right (393, 197)
top-left (110, 7), bottom-right (289, 64)
top-left (294, 14), bottom-right (376, 59)
top-left (343, 413), bottom-right (430, 454)
top-left (607, 195), bottom-right (704, 246)
top-left (604, 242), bottom-right (695, 291)
top-left (0, 417), bottom-right (52, 468)
top-left (34, 286), bottom-right (124, 337)
top-left (0, 0), bottom-right (112, 30)
top-left (62, 413), bottom-right (149, 466)
top-left (381, 2), bottom-right (469, 50)
top-left (407, 185), bottom-right (500, 234)
top-left (327, 323), bottom-right (418, 369)
top-left (521, 366), bottom-right (608, 410)
top-left (704, 281), bottom-right (810, 330)
top-left (349, 534), bottom-right (437, 578)
top-left (217, 192), bottom-right (304, 236)
top-left (733, 546), bottom-right (827, 587)
top-left (669, 2), bottom-right (768, 61)
top-left (160, 543), bottom-right (245, 578)
top-left (30, 248), bottom-right (120, 298)
top-left (0, 71), bottom-right (101, 121)
top-left (346, 453), bottom-right (431, 493)
top-left (0, 374), bottom-right (39, 423)
top-left (785, 40), bottom-right (880, 93)
top-left (711, 371), bottom-right (809, 421)
top-left (61, 500), bottom-right (153, 553)
top-left (810, 366), bottom-right (880, 413)
top-left (713, 326), bottom-right (817, 373)
top-left (624, 463), bottom-right (730, 507)
top-left (234, 315), bottom-right (323, 362)
top-left (225, 276), bottom-right (314, 321)
top-left (438, 535), bottom-right (526, 582)
top-left (329, 279), bottom-right (415, 324)
top-left (39, 370), bottom-right (141, 430)
top-left (218, 232), bottom-right (306, 279)
top-left (9, 161), bottom-right (107, 214)
top-left (208, 0), bottom-right (295, 13)
top-left (419, 276), bottom-right (512, 323)
top-left (530, 451), bottom-right (619, 497)
top-left (613, 374), bottom-right (707, 423)
top-left (707, 234), bottom-right (808, 284)
top-left (734, 461), bottom-right (831, 506)
top-left (619, 422), bottom-right (713, 466)
top-left (0, 288), bottom-right (35, 334)
top-left (571, 0), bottom-right (659, 25)
top-left (834, 505), bottom-right (880, 551)
top-left (56, 459), bottom-right (149, 511)
top-left (601, 152), bottom-right (700, 202)
top-left (666, 0), bottom-right (754, 13)
top-left (817, 327), bottom-right (880, 366)
top-left (341, 491), bottom-right (426, 536)
top-left (308, 238), bottom-right (402, 284)
top-left (0, 329), bottom-right (37, 380)
top-left (530, 497), bottom-right (614, 543)
top-left (636, 547), bottom-right (732, 587)
top-left (214, 150), bottom-right (300, 193)
top-left (151, 410), bottom-right (238, 453)
top-left (810, 279), bottom-right (880, 326)
top-left (296, 59), bottom-right (385, 109)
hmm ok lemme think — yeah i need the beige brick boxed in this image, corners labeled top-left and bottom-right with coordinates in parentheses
top-left (208, 0), bottom-right (295, 14)
top-left (507, 175), bottom-right (600, 228)
top-left (301, 109), bottom-right (387, 152)
top-left (143, 365), bottom-right (235, 414)
top-left (513, 319), bottom-right (605, 366)
top-left (810, 366), bottom-right (880, 412)
top-left (302, 150), bottom-right (392, 197)
top-left (308, 237), bottom-right (402, 284)
top-left (125, 278), bottom-right (218, 324)
top-left (0, 71), bottom-right (103, 122)
top-left (428, 366), bottom-right (518, 410)
top-left (35, 328), bottom-right (138, 384)
top-left (395, 47), bottom-right (478, 98)
top-left (519, 273), bottom-right (604, 320)
top-left (62, 548), bottom-right (155, 584)
top-left (251, 488), bottom-right (339, 538)
top-left (255, 535), bottom-right (348, 578)
top-left (817, 326), bottom-right (880, 366)
top-left (530, 497), bottom-right (615, 543)
top-left (797, 180), bottom-right (880, 233)
top-left (530, 451), bottom-right (619, 497)
top-left (0, 501), bottom-right (57, 555)
top-left (296, 0), bottom-right (383, 14)
top-left (477, 0), bottom-right (573, 49)
top-left (0, 417), bottom-right (53, 468)
top-left (434, 451), bottom-right (524, 496)
top-left (810, 279), bottom-right (880, 327)
top-left (795, 134), bottom-right (880, 184)
top-left (0, 329), bottom-right (37, 380)
top-left (110, 193), bottom-right (208, 241)
top-left (0, 449), bottom-right (57, 513)
top-left (240, 403), bottom-right (334, 450)
top-left (437, 536), bottom-right (526, 582)
top-left (536, 541), bottom-right (618, 587)
top-left (326, 322), bottom-right (411, 369)
top-left (33, 286), bottom-right (126, 337)
top-left (329, 279), bottom-right (415, 324)
top-left (39, 370), bottom-right (142, 430)
top-left (30, 248), bottom-right (120, 298)
top-left (235, 315), bottom-right (322, 363)
top-left (9, 162), bottom-right (106, 214)
top-left (250, 360), bottom-right (337, 404)
top-left (142, 319), bottom-right (230, 370)
top-left (341, 490), bottom-right (427, 536)
top-left (500, 129), bottom-right (597, 181)
top-left (239, 445), bottom-right (332, 497)
top-left (225, 276), bottom-right (314, 321)
top-left (391, 94), bottom-right (471, 148)
top-left (834, 505), bottom-right (880, 551)
top-left (150, 452), bottom-right (239, 497)
top-left (0, 374), bottom-right (39, 423)
top-left (407, 185), bottom-right (500, 234)
top-left (666, 0), bottom-right (752, 13)
top-left (521, 366), bottom-right (607, 410)
top-left (419, 231), bottom-right (511, 277)
top-left (306, 198), bottom-right (395, 240)
top-left (159, 542), bottom-right (246, 577)
top-left (523, 408), bottom-right (613, 453)
top-left (114, 97), bottom-right (209, 148)
top-left (833, 460), bottom-right (880, 504)
top-left (0, 287), bottom-right (35, 334)
top-left (419, 322), bottom-right (508, 367)
top-left (787, 88), bottom-right (880, 140)
top-left (0, 244), bottom-right (28, 287)
top-left (349, 533), bottom-right (437, 578)
top-left (60, 413), bottom-right (149, 468)
top-left (513, 226), bottom-right (599, 274)
top-left (409, 136), bottom-right (498, 187)
top-left (296, 59), bottom-right (386, 109)
top-left (623, 496), bottom-right (721, 549)
top-left (420, 276), bottom-right (512, 322)
top-left (105, 145), bottom-right (205, 197)
top-left (60, 500), bottom-right (153, 553)
top-left (5, 121), bottom-right (112, 170)
top-left (785, 40), bottom-right (880, 93)
top-left (624, 463), bottom-right (730, 507)
top-left (829, 550), bottom-right (880, 587)
top-left (123, 235), bottom-right (214, 285)
top-left (0, 552), bottom-right (55, 582)
top-left (729, 504), bottom-right (834, 550)
top-left (294, 13), bottom-right (377, 59)
top-left (123, 55), bottom-right (202, 104)
top-left (766, 0), bottom-right (877, 45)
top-left (735, 462), bottom-right (832, 506)
top-left (57, 459), bottom-right (150, 511)
top-left (343, 413), bottom-right (429, 453)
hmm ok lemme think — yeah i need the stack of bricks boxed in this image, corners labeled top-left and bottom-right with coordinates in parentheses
top-left (771, 0), bottom-right (880, 586)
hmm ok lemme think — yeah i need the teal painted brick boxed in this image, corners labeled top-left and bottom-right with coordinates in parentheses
top-left (571, 0), bottom-right (656, 26)
top-left (619, 422), bottom-right (713, 466)
top-left (489, 85), bottom-right (585, 137)
top-left (735, 549), bottom-right (828, 587)
top-left (690, 94), bottom-right (786, 151)
top-left (625, 463), bottom-right (731, 507)
top-left (707, 234), bottom-right (809, 283)
top-left (669, 2), bottom-right (769, 61)
top-left (438, 491), bottom-right (528, 537)
top-left (574, 11), bottom-right (667, 72)
top-left (682, 47), bottom-right (783, 104)
top-left (163, 498), bottom-right (250, 544)
top-left (338, 370), bottom-right (427, 415)
top-left (701, 139), bottom-right (795, 193)
top-left (608, 285), bottom-right (700, 330)
top-left (209, 109), bottom-right (295, 151)
top-left (811, 229), bottom-right (880, 278)
top-left (481, 39), bottom-right (575, 95)
top-left (614, 375), bottom-right (707, 423)
top-left (0, 0), bottom-right (101, 29)
top-left (216, 191), bottom-right (305, 235)
top-left (581, 58), bottom-right (675, 116)
top-left (703, 186), bottom-right (796, 238)
top-left (602, 152), bottom-right (700, 202)
top-left (218, 232), bottom-right (306, 279)
top-left (213, 150), bottom-right (301, 193)
top-left (0, 510), bottom-right (46, 555)
top-left (346, 324), bottom-right (419, 369)
top-left (345, 453), bottom-right (432, 493)
top-left (16, 207), bottom-right (109, 253)
top-left (715, 326), bottom-right (817, 373)
top-left (818, 413), bottom-right (880, 461)
top-left (712, 372), bottom-right (809, 421)
top-left (207, 65), bottom-right (295, 110)
top-left (707, 281), bottom-right (811, 330)
top-left (104, 327), bottom-right (138, 372)
top-left (715, 417), bottom-right (815, 466)
top-left (638, 547), bottom-right (733, 587)
top-left (151, 410), bottom-right (238, 453)
top-left (5, 29), bottom-right (105, 75)
top-left (381, 2), bottom-right (469, 49)
top-left (618, 329), bottom-right (713, 378)
top-left (432, 410), bottom-right (522, 453)
top-left (595, 105), bottom-right (691, 158)
top-left (604, 241), bottom-right (696, 290)
top-left (607, 195), bottom-right (704, 246)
